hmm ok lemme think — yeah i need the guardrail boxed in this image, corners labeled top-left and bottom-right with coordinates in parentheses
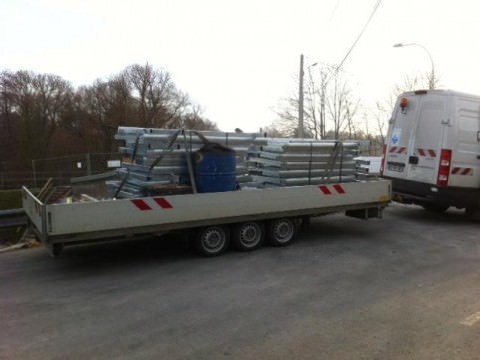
top-left (0, 209), bottom-right (27, 228)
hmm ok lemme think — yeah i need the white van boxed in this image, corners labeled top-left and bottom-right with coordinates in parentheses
top-left (382, 89), bottom-right (480, 213)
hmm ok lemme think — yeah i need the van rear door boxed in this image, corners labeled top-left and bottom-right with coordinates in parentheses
top-left (449, 94), bottom-right (480, 188)
top-left (384, 92), bottom-right (446, 185)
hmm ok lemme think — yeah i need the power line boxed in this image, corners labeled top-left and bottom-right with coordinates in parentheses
top-left (336, 0), bottom-right (383, 72)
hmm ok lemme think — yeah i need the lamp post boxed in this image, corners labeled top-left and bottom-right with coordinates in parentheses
top-left (298, 54), bottom-right (318, 138)
top-left (393, 43), bottom-right (435, 89)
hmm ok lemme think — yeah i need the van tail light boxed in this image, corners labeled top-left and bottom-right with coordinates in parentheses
top-left (437, 149), bottom-right (452, 187)
top-left (380, 144), bottom-right (387, 175)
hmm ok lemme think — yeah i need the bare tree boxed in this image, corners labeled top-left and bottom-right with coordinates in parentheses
top-left (0, 64), bottom-right (216, 174)
top-left (125, 63), bottom-right (173, 127)
top-left (303, 65), bottom-right (333, 139)
top-left (371, 101), bottom-right (390, 146)
top-left (173, 103), bottom-right (215, 130)
top-left (326, 72), bottom-right (359, 139)
top-left (273, 64), bottom-right (359, 139)
top-left (393, 73), bottom-right (432, 95)
top-left (8, 71), bottom-right (73, 163)
top-left (0, 71), bottom-right (22, 170)
top-left (78, 75), bottom-right (134, 152)
top-left (261, 125), bottom-right (285, 138)
top-left (273, 89), bottom-right (303, 137)
top-left (0, 71), bottom-right (16, 133)
top-left (124, 63), bottom-right (215, 130)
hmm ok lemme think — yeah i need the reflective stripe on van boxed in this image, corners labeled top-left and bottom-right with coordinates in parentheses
top-left (417, 148), bottom-right (437, 157)
top-left (451, 167), bottom-right (474, 176)
top-left (388, 147), bottom-right (407, 154)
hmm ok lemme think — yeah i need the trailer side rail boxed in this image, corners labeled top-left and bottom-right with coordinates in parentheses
top-left (23, 180), bottom-right (390, 245)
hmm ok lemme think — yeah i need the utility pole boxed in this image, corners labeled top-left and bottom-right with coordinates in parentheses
top-left (298, 54), bottom-right (304, 138)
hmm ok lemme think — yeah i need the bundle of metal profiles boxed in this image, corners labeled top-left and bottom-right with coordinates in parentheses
top-left (108, 127), bottom-right (268, 198)
top-left (354, 156), bottom-right (382, 181)
top-left (248, 139), bottom-right (360, 186)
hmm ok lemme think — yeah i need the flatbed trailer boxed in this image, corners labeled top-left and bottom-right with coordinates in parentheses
top-left (22, 179), bottom-right (391, 257)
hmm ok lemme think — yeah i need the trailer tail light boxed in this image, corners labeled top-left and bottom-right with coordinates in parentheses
top-left (437, 149), bottom-right (452, 187)
top-left (380, 144), bottom-right (386, 175)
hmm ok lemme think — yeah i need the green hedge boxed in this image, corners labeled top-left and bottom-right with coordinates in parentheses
top-left (0, 190), bottom-right (22, 210)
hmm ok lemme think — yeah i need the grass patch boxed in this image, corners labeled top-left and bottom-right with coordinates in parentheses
top-left (0, 190), bottom-right (22, 210)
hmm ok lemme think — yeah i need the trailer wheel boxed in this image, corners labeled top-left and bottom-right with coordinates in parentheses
top-left (267, 218), bottom-right (296, 246)
top-left (194, 226), bottom-right (229, 256)
top-left (232, 222), bottom-right (265, 251)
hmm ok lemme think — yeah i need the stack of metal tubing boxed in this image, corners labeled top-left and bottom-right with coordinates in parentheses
top-left (107, 127), bottom-right (268, 198)
top-left (248, 139), bottom-right (360, 187)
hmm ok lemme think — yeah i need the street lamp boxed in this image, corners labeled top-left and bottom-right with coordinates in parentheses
top-left (298, 54), bottom-right (318, 138)
top-left (393, 43), bottom-right (435, 90)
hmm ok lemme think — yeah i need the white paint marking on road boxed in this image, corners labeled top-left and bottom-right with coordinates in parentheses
top-left (460, 311), bottom-right (480, 326)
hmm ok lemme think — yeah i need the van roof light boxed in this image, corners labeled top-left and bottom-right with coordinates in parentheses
top-left (400, 97), bottom-right (409, 108)
top-left (414, 90), bottom-right (428, 95)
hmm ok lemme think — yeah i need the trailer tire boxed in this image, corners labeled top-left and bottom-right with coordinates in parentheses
top-left (232, 221), bottom-right (265, 251)
top-left (194, 226), bottom-right (229, 257)
top-left (267, 218), bottom-right (296, 246)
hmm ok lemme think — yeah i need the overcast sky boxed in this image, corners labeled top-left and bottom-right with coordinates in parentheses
top-left (2, 0), bottom-right (480, 132)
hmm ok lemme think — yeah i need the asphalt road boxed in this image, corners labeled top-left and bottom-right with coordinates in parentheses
top-left (1, 203), bottom-right (480, 359)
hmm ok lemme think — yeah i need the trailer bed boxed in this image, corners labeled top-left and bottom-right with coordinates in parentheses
top-left (22, 180), bottom-right (391, 254)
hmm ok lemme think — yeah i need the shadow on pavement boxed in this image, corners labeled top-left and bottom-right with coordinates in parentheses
top-left (42, 233), bottom-right (199, 273)
top-left (385, 203), bottom-right (476, 225)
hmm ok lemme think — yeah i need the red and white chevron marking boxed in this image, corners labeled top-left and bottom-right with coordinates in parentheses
top-left (388, 146), bottom-right (407, 154)
top-left (417, 148), bottom-right (437, 157)
top-left (319, 184), bottom-right (346, 195)
top-left (131, 197), bottom-right (173, 211)
top-left (451, 167), bottom-right (473, 176)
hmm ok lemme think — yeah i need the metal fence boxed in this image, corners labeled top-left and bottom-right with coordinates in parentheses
top-left (0, 153), bottom-right (122, 190)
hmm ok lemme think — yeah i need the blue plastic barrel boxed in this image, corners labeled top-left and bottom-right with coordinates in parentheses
top-left (194, 143), bottom-right (236, 193)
